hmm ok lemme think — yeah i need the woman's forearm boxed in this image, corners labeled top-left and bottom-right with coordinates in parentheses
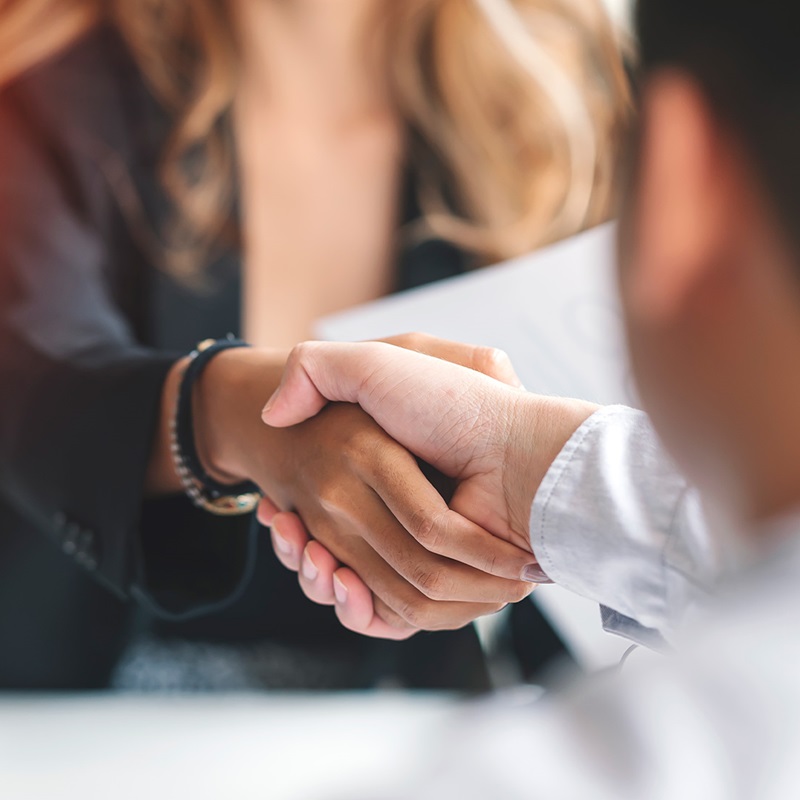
top-left (143, 348), bottom-right (288, 497)
top-left (193, 347), bottom-right (290, 486)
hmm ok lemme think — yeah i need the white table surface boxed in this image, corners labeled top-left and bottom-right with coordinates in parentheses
top-left (0, 692), bottom-right (457, 800)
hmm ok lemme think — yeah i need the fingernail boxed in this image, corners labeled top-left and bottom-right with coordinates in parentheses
top-left (271, 526), bottom-right (292, 556)
top-left (302, 550), bottom-right (319, 581)
top-left (261, 390), bottom-right (279, 419)
top-left (522, 564), bottom-right (553, 584)
top-left (333, 574), bottom-right (348, 604)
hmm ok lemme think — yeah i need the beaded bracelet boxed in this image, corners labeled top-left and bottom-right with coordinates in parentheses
top-left (171, 337), bottom-right (262, 516)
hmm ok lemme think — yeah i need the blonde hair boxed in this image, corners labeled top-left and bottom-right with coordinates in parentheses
top-left (0, 0), bottom-right (630, 278)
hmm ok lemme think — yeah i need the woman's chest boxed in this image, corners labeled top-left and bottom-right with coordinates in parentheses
top-left (237, 114), bottom-right (405, 348)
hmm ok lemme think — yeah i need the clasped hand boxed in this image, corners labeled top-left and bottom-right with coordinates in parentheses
top-left (258, 335), bottom-right (596, 640)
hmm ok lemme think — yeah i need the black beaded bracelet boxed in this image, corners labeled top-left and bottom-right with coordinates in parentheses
top-left (171, 337), bottom-right (261, 516)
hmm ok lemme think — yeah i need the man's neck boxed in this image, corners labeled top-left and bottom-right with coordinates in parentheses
top-left (733, 372), bottom-right (800, 530)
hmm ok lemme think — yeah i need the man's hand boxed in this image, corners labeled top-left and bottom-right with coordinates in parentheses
top-left (259, 337), bottom-right (598, 638)
top-left (263, 340), bottom-right (596, 547)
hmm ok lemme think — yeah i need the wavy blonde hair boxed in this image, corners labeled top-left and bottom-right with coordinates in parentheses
top-left (0, 0), bottom-right (630, 279)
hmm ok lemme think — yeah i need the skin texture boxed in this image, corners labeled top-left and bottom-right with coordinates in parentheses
top-left (236, 0), bottom-right (404, 350)
top-left (260, 343), bottom-right (596, 638)
top-left (261, 72), bottom-right (800, 639)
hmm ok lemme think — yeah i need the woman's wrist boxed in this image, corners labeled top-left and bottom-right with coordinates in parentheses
top-left (192, 347), bottom-right (290, 487)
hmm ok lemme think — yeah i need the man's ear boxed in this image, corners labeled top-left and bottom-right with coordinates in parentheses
top-left (628, 72), bottom-right (737, 323)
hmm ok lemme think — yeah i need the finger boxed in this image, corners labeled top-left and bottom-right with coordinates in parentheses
top-left (297, 540), bottom-right (338, 606)
top-left (332, 568), bottom-right (418, 641)
top-left (372, 595), bottom-right (419, 632)
top-left (333, 477), bottom-right (533, 604)
top-left (263, 338), bottom-right (520, 434)
top-left (262, 342), bottom-right (515, 479)
top-left (269, 511), bottom-right (310, 572)
top-left (379, 333), bottom-right (523, 388)
top-left (366, 449), bottom-right (538, 583)
top-left (339, 536), bottom-right (506, 631)
top-left (262, 342), bottom-right (456, 427)
top-left (261, 341), bottom-right (344, 427)
top-left (359, 508), bottom-right (534, 604)
top-left (256, 496), bottom-right (281, 527)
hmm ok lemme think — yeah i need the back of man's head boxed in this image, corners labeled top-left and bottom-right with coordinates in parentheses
top-left (636, 0), bottom-right (800, 259)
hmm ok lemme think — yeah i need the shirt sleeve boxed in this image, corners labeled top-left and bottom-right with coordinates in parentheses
top-left (528, 406), bottom-right (720, 644)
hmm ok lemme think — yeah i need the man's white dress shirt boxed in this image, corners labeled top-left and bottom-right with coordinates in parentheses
top-left (385, 406), bottom-right (800, 799)
top-left (531, 405), bottom-right (721, 648)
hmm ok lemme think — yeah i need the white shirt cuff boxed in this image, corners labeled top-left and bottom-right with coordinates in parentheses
top-left (529, 406), bottom-right (714, 641)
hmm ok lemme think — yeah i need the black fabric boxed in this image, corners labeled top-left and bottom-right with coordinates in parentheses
top-left (0, 25), bottom-right (560, 690)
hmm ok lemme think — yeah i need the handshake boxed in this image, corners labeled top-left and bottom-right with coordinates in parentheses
top-left (252, 334), bottom-right (597, 641)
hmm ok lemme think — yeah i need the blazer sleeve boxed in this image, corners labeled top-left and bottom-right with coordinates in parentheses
top-left (0, 80), bottom-right (255, 617)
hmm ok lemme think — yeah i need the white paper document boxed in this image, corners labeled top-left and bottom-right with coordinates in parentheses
top-left (318, 223), bottom-right (634, 406)
top-left (317, 223), bottom-right (635, 670)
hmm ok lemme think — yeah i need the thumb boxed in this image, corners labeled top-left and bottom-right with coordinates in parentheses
top-left (261, 341), bottom-right (394, 427)
top-left (261, 341), bottom-right (506, 477)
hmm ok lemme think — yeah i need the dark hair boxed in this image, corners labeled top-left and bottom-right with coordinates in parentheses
top-left (635, 0), bottom-right (800, 250)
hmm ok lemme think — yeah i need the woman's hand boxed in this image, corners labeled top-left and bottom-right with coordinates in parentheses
top-left (258, 494), bottom-right (418, 639)
top-left (192, 338), bottom-right (537, 640)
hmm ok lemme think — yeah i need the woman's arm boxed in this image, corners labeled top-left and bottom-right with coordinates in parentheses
top-left (1, 71), bottom-right (537, 630)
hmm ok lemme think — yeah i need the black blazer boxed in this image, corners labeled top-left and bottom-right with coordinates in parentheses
top-left (0, 25), bottom-right (502, 690)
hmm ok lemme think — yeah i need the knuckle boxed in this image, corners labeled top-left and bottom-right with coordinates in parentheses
top-left (368, 444), bottom-right (400, 482)
top-left (506, 581), bottom-right (533, 603)
top-left (411, 565), bottom-right (447, 600)
top-left (317, 482), bottom-right (351, 516)
top-left (511, 581), bottom-right (535, 603)
top-left (288, 341), bottom-right (313, 367)
top-left (398, 598), bottom-right (434, 629)
top-left (342, 425), bottom-right (384, 464)
top-left (375, 599), bottom-right (411, 630)
top-left (479, 549), bottom-right (500, 577)
top-left (474, 345), bottom-right (511, 377)
top-left (399, 331), bottom-right (427, 351)
top-left (410, 509), bottom-right (444, 550)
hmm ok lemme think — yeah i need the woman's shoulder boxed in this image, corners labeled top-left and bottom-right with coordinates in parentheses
top-left (1, 23), bottom-right (162, 163)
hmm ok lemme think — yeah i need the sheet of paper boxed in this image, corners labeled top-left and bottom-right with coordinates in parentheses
top-left (317, 223), bottom-right (635, 670)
